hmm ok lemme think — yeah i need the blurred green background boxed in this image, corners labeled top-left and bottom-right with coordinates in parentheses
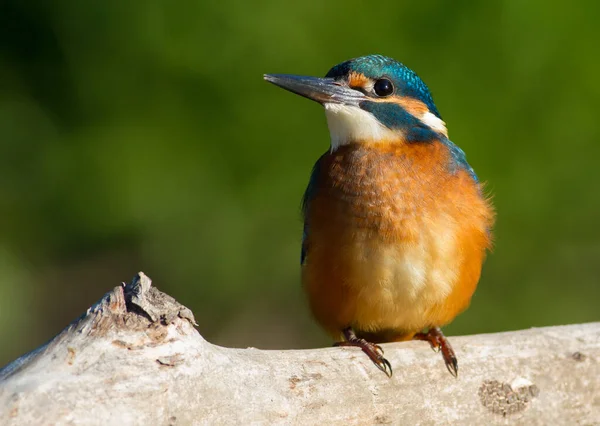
top-left (1, 0), bottom-right (599, 367)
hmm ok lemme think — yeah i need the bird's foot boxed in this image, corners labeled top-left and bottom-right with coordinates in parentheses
top-left (335, 327), bottom-right (392, 377)
top-left (413, 327), bottom-right (458, 377)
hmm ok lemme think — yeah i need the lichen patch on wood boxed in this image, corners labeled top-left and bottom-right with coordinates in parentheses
top-left (479, 379), bottom-right (540, 416)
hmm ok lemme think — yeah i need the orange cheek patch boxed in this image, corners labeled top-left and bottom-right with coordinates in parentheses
top-left (386, 96), bottom-right (448, 137)
top-left (393, 97), bottom-right (430, 116)
top-left (347, 71), bottom-right (370, 89)
top-left (367, 95), bottom-right (428, 115)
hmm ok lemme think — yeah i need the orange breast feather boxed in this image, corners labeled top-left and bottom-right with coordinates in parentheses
top-left (301, 141), bottom-right (494, 341)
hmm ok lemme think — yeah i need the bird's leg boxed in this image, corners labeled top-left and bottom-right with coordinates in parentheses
top-left (334, 327), bottom-right (393, 377)
top-left (413, 327), bottom-right (458, 377)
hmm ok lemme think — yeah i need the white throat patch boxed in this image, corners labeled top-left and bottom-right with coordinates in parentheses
top-left (323, 102), bottom-right (448, 151)
top-left (324, 103), bottom-right (397, 151)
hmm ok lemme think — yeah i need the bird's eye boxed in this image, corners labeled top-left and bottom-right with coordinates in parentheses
top-left (373, 78), bottom-right (394, 97)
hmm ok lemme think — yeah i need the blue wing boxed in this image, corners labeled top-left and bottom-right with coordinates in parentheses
top-left (440, 137), bottom-right (479, 182)
top-left (301, 155), bottom-right (325, 265)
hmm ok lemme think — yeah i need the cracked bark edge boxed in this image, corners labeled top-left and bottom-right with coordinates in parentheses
top-left (0, 272), bottom-right (198, 382)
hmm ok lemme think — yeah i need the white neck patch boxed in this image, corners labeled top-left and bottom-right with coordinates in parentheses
top-left (323, 103), bottom-right (448, 151)
top-left (420, 111), bottom-right (448, 137)
top-left (324, 103), bottom-right (397, 151)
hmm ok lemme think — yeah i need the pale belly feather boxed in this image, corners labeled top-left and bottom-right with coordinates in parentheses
top-left (342, 212), bottom-right (462, 333)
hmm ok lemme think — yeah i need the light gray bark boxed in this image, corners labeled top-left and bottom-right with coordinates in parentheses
top-left (0, 272), bottom-right (598, 425)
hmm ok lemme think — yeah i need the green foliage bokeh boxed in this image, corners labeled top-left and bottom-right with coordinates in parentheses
top-left (1, 0), bottom-right (599, 366)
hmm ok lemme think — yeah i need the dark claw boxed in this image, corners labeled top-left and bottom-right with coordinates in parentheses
top-left (441, 344), bottom-right (458, 377)
top-left (413, 327), bottom-right (458, 377)
top-left (378, 357), bottom-right (393, 377)
top-left (336, 328), bottom-right (393, 378)
top-left (362, 346), bottom-right (392, 378)
top-left (446, 355), bottom-right (458, 377)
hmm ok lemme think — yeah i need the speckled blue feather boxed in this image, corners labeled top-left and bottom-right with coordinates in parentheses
top-left (440, 138), bottom-right (478, 181)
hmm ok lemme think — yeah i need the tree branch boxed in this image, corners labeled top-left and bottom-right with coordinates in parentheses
top-left (1, 273), bottom-right (598, 425)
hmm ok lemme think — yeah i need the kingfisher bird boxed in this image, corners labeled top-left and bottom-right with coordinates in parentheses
top-left (264, 55), bottom-right (494, 377)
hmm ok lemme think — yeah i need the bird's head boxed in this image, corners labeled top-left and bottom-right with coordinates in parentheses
top-left (265, 54), bottom-right (448, 151)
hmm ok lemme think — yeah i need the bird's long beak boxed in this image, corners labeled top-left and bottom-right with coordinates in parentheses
top-left (264, 74), bottom-right (365, 105)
